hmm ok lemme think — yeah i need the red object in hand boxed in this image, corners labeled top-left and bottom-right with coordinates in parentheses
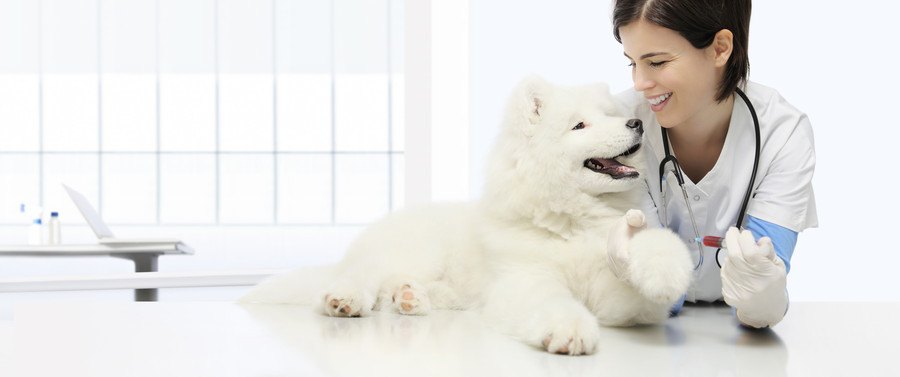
top-left (702, 236), bottom-right (726, 249)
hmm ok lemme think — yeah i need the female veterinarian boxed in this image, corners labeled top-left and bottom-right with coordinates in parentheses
top-left (612, 0), bottom-right (817, 328)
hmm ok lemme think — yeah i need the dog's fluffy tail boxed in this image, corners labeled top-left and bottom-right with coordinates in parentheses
top-left (238, 265), bottom-right (336, 305)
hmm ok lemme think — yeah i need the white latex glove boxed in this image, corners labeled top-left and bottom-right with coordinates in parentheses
top-left (607, 209), bottom-right (646, 281)
top-left (720, 227), bottom-right (789, 328)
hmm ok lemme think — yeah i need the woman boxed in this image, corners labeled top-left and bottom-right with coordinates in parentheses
top-left (611, 0), bottom-right (818, 328)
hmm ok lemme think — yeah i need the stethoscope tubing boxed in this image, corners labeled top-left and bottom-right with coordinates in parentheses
top-left (659, 87), bottom-right (761, 270)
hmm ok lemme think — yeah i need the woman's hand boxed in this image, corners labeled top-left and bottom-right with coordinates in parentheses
top-left (720, 227), bottom-right (789, 328)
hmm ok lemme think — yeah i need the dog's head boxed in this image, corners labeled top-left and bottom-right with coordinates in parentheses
top-left (501, 75), bottom-right (645, 193)
top-left (484, 76), bottom-right (646, 237)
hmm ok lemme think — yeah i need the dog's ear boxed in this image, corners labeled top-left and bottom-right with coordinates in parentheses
top-left (513, 75), bottom-right (550, 126)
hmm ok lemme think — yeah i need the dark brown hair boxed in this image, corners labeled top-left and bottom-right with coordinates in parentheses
top-left (612, 0), bottom-right (751, 102)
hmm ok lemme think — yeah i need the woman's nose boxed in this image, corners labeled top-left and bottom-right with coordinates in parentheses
top-left (632, 68), bottom-right (653, 92)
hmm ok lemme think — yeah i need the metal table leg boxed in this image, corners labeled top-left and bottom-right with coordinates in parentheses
top-left (130, 254), bottom-right (159, 302)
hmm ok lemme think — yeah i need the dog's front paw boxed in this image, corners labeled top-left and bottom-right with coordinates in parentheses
top-left (626, 228), bottom-right (693, 305)
top-left (624, 209), bottom-right (646, 228)
top-left (537, 312), bottom-right (601, 356)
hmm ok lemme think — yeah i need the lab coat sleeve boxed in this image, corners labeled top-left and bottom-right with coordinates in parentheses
top-left (746, 112), bottom-right (818, 232)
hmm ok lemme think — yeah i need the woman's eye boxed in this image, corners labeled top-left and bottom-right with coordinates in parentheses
top-left (572, 122), bottom-right (585, 130)
top-left (626, 62), bottom-right (635, 68)
top-left (649, 60), bottom-right (668, 68)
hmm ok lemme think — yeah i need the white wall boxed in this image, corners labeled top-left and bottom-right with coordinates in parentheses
top-left (470, 1), bottom-right (900, 301)
top-left (405, 0), bottom-right (471, 205)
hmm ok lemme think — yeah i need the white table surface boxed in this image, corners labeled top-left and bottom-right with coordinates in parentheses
top-left (0, 243), bottom-right (192, 255)
top-left (7, 301), bottom-right (898, 377)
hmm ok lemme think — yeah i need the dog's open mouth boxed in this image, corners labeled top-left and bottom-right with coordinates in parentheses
top-left (583, 143), bottom-right (641, 179)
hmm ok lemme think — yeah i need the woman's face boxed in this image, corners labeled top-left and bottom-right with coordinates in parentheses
top-left (619, 20), bottom-right (723, 129)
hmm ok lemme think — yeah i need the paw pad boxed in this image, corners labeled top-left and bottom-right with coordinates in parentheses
top-left (392, 284), bottom-right (429, 315)
top-left (323, 294), bottom-right (362, 317)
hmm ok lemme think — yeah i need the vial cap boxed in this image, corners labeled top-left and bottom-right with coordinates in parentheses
top-left (33, 218), bottom-right (42, 225)
top-left (51, 212), bottom-right (59, 217)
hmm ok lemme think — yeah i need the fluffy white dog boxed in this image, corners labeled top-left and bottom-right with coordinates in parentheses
top-left (241, 76), bottom-right (693, 355)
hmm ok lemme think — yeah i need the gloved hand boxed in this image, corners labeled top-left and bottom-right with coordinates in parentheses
top-left (720, 227), bottom-right (789, 328)
top-left (607, 209), bottom-right (646, 281)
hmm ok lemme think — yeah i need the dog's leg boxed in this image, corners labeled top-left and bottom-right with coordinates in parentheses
top-left (606, 209), bottom-right (647, 281)
top-left (481, 271), bottom-right (600, 356)
top-left (607, 209), bottom-right (693, 307)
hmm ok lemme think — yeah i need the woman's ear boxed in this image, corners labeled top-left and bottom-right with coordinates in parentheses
top-left (711, 29), bottom-right (734, 68)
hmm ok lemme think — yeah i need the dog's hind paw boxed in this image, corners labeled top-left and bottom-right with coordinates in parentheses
top-left (391, 283), bottom-right (431, 315)
top-left (323, 293), bottom-right (366, 317)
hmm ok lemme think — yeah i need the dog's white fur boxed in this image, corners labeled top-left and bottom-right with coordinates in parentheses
top-left (241, 76), bottom-right (693, 355)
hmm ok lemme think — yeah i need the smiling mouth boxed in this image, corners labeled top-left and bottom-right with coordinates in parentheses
top-left (583, 143), bottom-right (641, 179)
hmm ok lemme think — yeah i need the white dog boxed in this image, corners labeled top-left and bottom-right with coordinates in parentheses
top-left (241, 76), bottom-right (693, 355)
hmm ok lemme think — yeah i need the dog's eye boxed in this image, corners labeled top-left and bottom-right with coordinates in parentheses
top-left (572, 122), bottom-right (585, 130)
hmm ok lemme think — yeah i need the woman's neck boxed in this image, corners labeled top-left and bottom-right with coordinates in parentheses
top-left (665, 94), bottom-right (735, 183)
top-left (668, 94), bottom-right (735, 151)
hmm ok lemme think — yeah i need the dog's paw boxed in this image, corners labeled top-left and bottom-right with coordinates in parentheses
top-left (624, 209), bottom-right (646, 228)
top-left (626, 228), bottom-right (693, 305)
top-left (323, 292), bottom-right (367, 317)
top-left (391, 283), bottom-right (431, 315)
top-left (538, 313), bottom-right (601, 355)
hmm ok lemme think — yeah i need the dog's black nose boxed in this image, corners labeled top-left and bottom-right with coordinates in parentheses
top-left (626, 118), bottom-right (643, 134)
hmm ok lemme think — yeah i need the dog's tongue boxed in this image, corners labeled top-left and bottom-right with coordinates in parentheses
top-left (594, 158), bottom-right (639, 179)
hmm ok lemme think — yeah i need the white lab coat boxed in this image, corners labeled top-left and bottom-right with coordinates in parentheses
top-left (618, 81), bottom-right (818, 302)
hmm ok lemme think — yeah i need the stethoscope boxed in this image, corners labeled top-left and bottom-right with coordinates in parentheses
top-left (658, 87), bottom-right (760, 270)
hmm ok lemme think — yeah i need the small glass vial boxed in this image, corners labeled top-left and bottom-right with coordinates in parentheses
top-left (28, 218), bottom-right (43, 245)
top-left (47, 212), bottom-right (61, 245)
